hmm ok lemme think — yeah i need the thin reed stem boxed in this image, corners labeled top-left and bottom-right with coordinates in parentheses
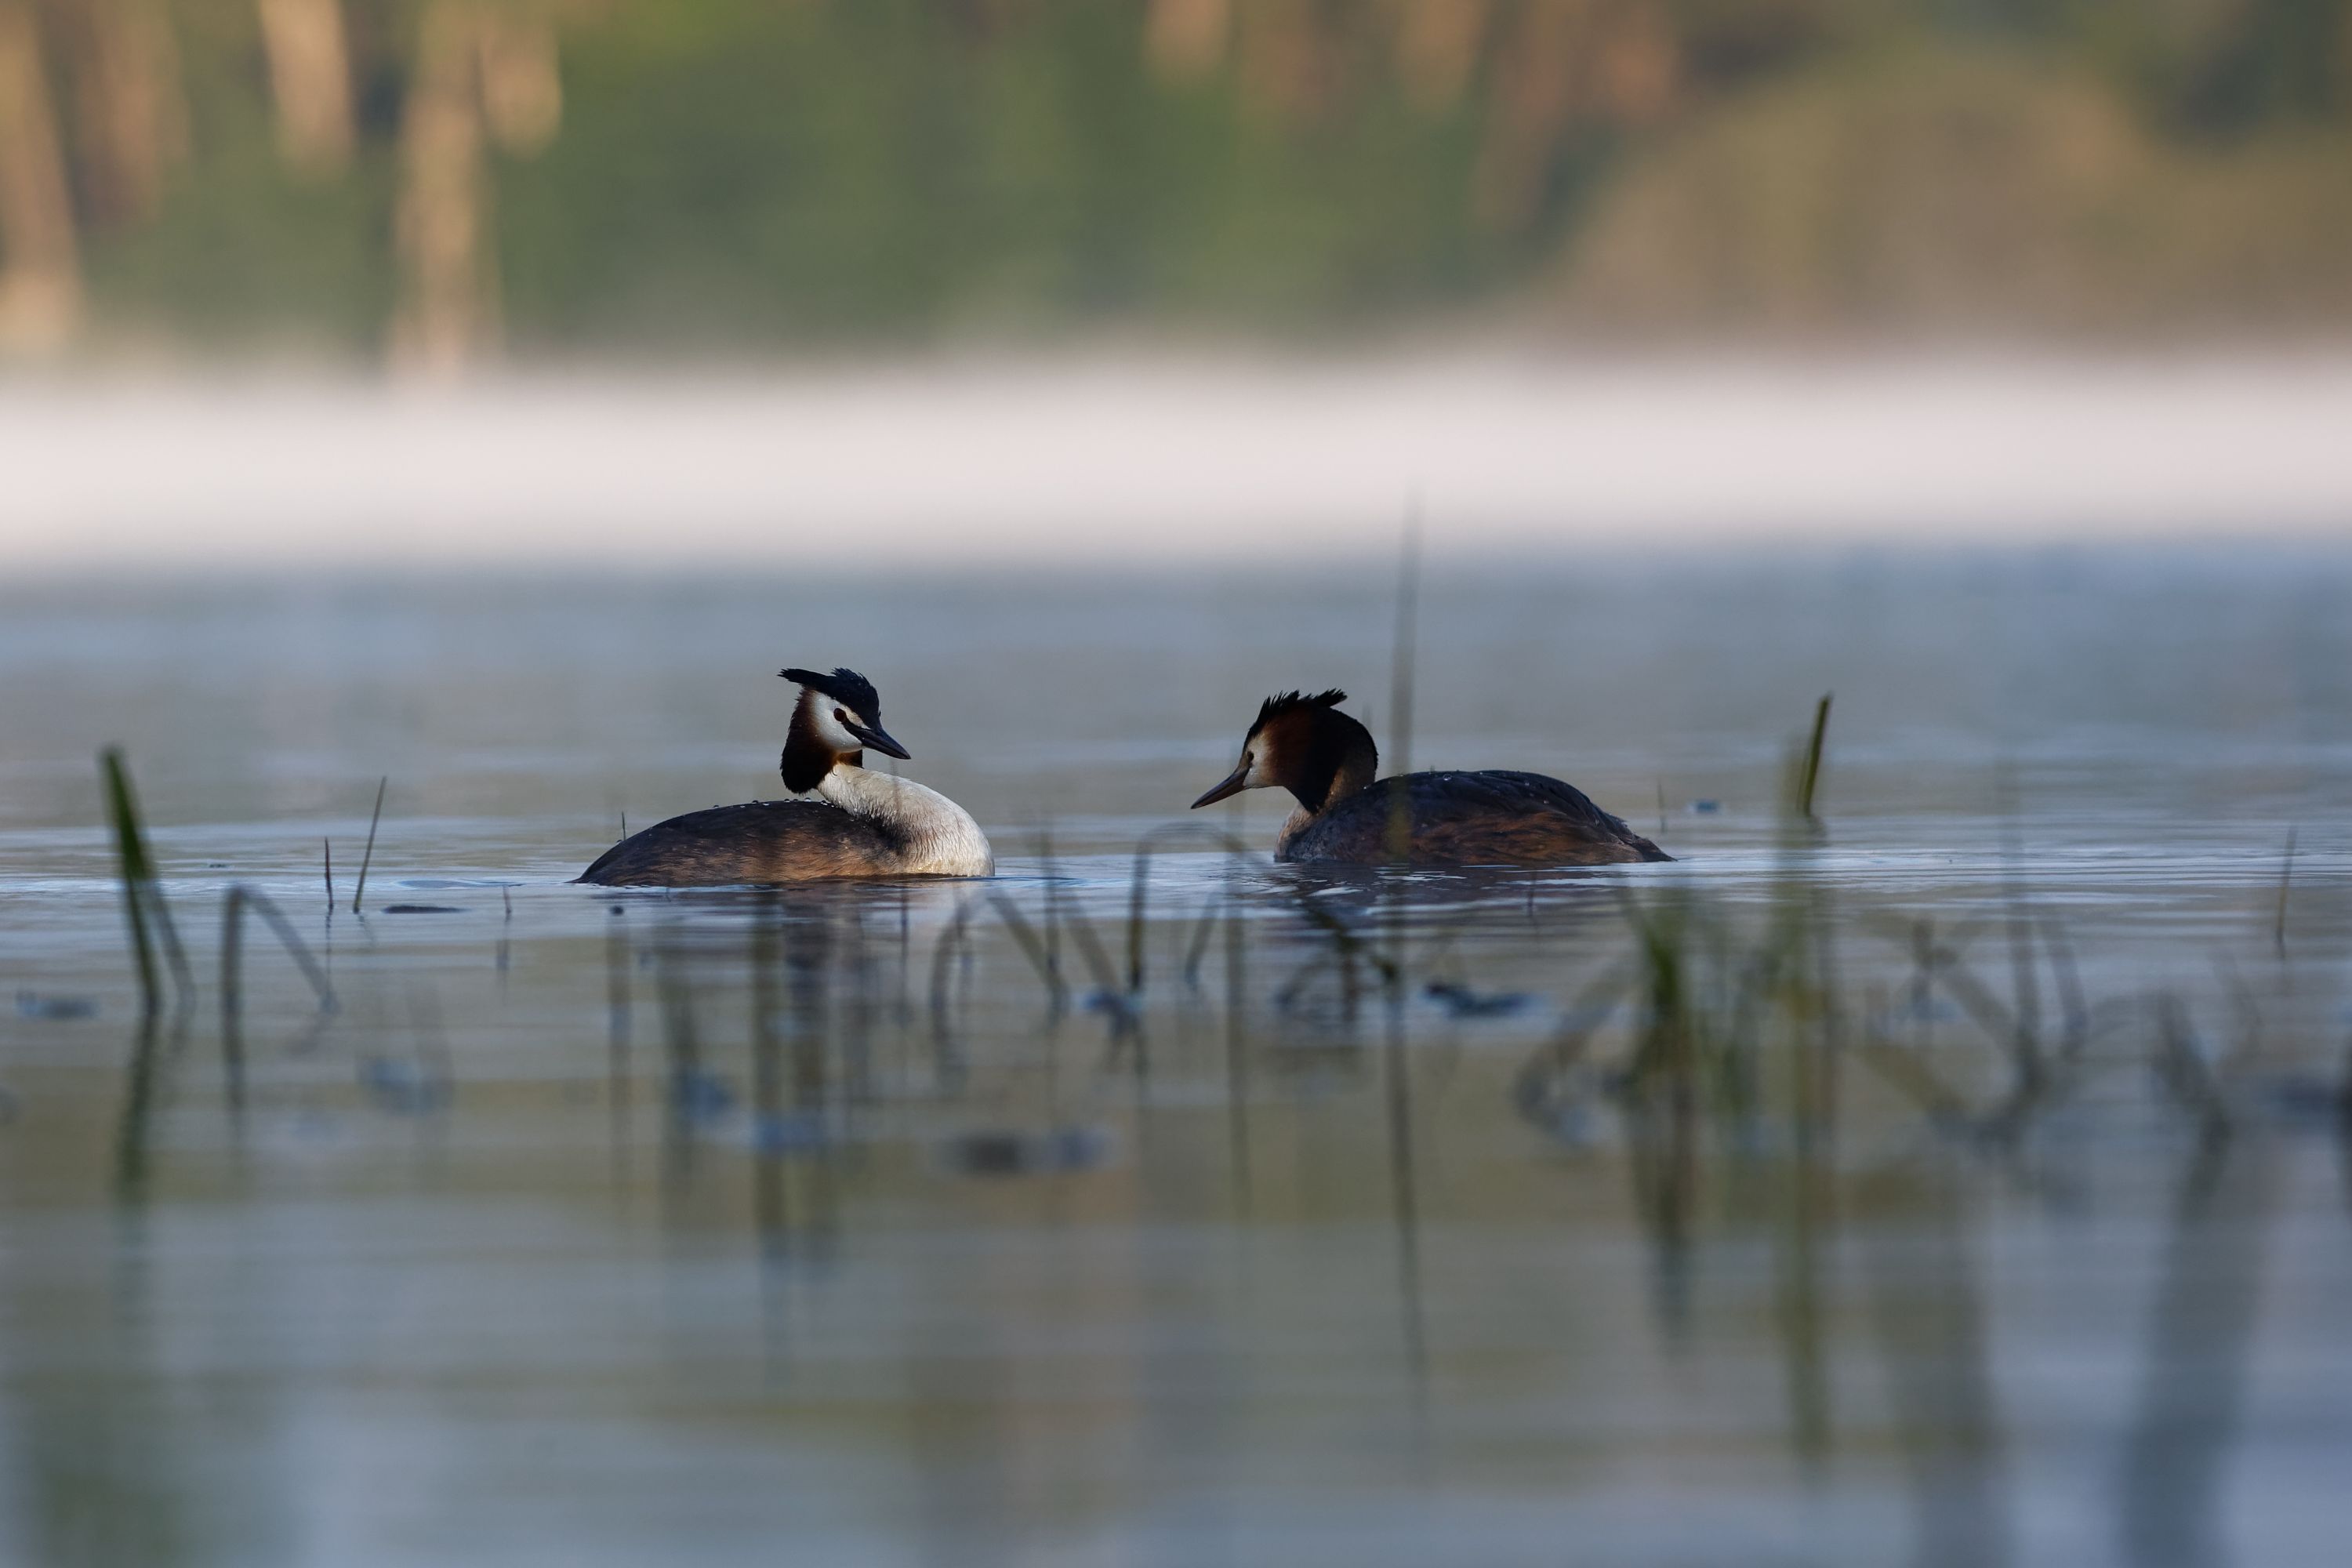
top-left (100, 748), bottom-right (191, 1017)
top-left (103, 749), bottom-right (161, 1016)
top-left (1385, 506), bottom-right (1421, 866)
top-left (2274, 827), bottom-right (2296, 960)
top-left (352, 776), bottom-right (387, 916)
top-left (1797, 693), bottom-right (1831, 821)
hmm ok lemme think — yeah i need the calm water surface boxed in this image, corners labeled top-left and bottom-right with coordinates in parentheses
top-left (2, 553), bottom-right (2350, 1566)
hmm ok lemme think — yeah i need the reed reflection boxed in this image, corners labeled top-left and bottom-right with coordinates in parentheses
top-left (17, 733), bottom-right (2350, 1567)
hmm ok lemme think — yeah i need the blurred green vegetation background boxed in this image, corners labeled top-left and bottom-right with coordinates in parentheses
top-left (3, 0), bottom-right (2349, 366)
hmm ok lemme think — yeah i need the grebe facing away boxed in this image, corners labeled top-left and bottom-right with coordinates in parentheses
top-left (1191, 689), bottom-right (1670, 868)
top-left (578, 667), bottom-right (993, 886)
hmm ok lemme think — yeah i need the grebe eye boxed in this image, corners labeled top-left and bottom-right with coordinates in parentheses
top-left (834, 709), bottom-right (850, 726)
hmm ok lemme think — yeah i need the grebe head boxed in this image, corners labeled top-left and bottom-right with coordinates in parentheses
top-left (1191, 688), bottom-right (1372, 813)
top-left (779, 668), bottom-right (909, 791)
top-left (781, 667), bottom-right (908, 760)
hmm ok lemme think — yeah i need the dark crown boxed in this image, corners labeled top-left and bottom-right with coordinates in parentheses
top-left (780, 666), bottom-right (882, 719)
top-left (1247, 688), bottom-right (1348, 739)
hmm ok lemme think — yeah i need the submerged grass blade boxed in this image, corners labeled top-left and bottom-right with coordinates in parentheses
top-left (220, 882), bottom-right (343, 1105)
top-left (114, 1014), bottom-right (165, 1201)
top-left (1127, 842), bottom-right (1153, 996)
top-left (2038, 911), bottom-right (2089, 1062)
top-left (927, 902), bottom-right (971, 1090)
top-left (1058, 901), bottom-right (1123, 998)
top-left (652, 928), bottom-right (705, 1153)
top-left (1222, 890), bottom-right (1251, 1200)
top-left (1851, 1026), bottom-right (1972, 1130)
top-left (1290, 894), bottom-right (1399, 988)
top-left (2152, 995), bottom-right (2230, 1142)
top-left (220, 887), bottom-right (248, 1111)
top-left (1182, 891), bottom-right (1221, 986)
top-left (1034, 823), bottom-right (1062, 985)
top-left (987, 891), bottom-right (1065, 1011)
top-left (605, 906), bottom-right (632, 1138)
top-left (750, 895), bottom-right (781, 1123)
top-left (222, 884), bottom-right (339, 1017)
top-left (1510, 957), bottom-right (1636, 1123)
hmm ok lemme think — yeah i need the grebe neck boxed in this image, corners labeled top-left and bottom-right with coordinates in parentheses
top-left (779, 703), bottom-right (843, 795)
top-left (1267, 707), bottom-right (1378, 855)
top-left (1287, 708), bottom-right (1380, 817)
top-left (814, 763), bottom-right (995, 877)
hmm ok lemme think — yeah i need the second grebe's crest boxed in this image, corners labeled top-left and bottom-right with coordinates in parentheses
top-left (1247, 688), bottom-right (1348, 742)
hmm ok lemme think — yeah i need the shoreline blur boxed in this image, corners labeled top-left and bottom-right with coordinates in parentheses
top-left (7, 350), bottom-right (2351, 572)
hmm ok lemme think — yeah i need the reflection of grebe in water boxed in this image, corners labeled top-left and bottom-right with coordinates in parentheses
top-left (1191, 689), bottom-right (1669, 868)
top-left (578, 667), bottom-right (993, 886)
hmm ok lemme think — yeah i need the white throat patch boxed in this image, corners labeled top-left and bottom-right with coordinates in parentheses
top-left (799, 685), bottom-right (870, 757)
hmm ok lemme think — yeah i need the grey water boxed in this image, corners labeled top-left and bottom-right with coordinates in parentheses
top-left (2, 550), bottom-right (2350, 1566)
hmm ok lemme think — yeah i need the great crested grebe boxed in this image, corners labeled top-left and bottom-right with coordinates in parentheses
top-left (578, 667), bottom-right (993, 886)
top-left (1190, 688), bottom-right (1670, 867)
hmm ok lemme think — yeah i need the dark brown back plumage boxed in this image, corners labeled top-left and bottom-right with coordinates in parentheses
top-left (578, 801), bottom-right (910, 887)
top-left (1278, 768), bottom-right (1670, 866)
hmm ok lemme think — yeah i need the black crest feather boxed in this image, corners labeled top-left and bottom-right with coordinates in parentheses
top-left (780, 666), bottom-right (882, 719)
top-left (1247, 688), bottom-right (1348, 739)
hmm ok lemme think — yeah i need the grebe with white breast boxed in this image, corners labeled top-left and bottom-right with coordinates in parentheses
top-left (578, 667), bottom-right (993, 885)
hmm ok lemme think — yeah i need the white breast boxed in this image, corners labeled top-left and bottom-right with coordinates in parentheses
top-left (815, 765), bottom-right (994, 877)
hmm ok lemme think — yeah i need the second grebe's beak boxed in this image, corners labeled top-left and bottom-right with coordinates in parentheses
top-left (844, 719), bottom-right (911, 760)
top-left (1190, 759), bottom-right (1250, 809)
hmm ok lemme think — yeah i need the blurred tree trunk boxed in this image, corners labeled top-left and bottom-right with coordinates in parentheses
top-left (392, 0), bottom-right (493, 375)
top-left (1475, 0), bottom-right (1675, 230)
top-left (0, 0), bottom-right (78, 354)
top-left (1396, 0), bottom-right (1490, 110)
top-left (1236, 0), bottom-right (1330, 121)
top-left (1474, 0), bottom-right (1582, 230)
top-left (390, 3), bottom-right (564, 374)
top-left (1597, 0), bottom-right (1675, 125)
top-left (67, 0), bottom-right (188, 224)
top-left (477, 6), bottom-right (560, 154)
top-left (255, 0), bottom-right (354, 176)
top-left (1146, 0), bottom-right (1230, 81)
